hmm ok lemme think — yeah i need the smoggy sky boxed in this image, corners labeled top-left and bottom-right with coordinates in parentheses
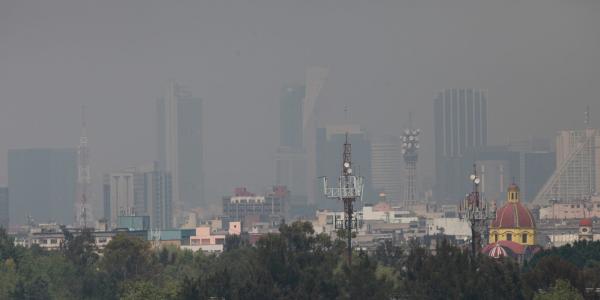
top-left (1, 0), bottom-right (599, 207)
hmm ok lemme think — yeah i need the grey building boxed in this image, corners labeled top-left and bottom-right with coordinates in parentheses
top-left (461, 145), bottom-right (555, 203)
top-left (279, 85), bottom-right (305, 149)
top-left (316, 125), bottom-right (375, 208)
top-left (157, 82), bottom-right (204, 209)
top-left (434, 89), bottom-right (487, 203)
top-left (8, 148), bottom-right (77, 226)
top-left (0, 187), bottom-right (8, 228)
top-left (104, 163), bottom-right (172, 229)
top-left (371, 135), bottom-right (403, 204)
top-left (276, 85), bottom-right (308, 205)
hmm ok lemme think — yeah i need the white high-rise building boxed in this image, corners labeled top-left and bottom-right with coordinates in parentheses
top-left (534, 128), bottom-right (600, 205)
top-left (371, 135), bottom-right (403, 204)
top-left (104, 172), bottom-right (135, 226)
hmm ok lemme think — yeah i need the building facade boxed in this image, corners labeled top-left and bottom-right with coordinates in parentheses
top-left (276, 85), bottom-right (308, 205)
top-left (534, 129), bottom-right (600, 206)
top-left (8, 148), bottom-right (77, 226)
top-left (371, 135), bottom-right (403, 204)
top-left (0, 187), bottom-right (8, 228)
top-left (434, 89), bottom-right (487, 202)
top-left (104, 164), bottom-right (172, 229)
top-left (222, 187), bottom-right (286, 227)
top-left (157, 82), bottom-right (204, 210)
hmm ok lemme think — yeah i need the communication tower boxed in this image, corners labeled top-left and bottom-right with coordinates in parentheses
top-left (459, 165), bottom-right (496, 256)
top-left (402, 127), bottom-right (420, 207)
top-left (322, 133), bottom-right (364, 264)
top-left (77, 105), bottom-right (91, 228)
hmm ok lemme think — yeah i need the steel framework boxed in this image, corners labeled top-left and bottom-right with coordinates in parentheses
top-left (322, 134), bottom-right (364, 264)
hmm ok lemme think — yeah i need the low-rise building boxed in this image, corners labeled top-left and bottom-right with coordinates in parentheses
top-left (539, 197), bottom-right (600, 220)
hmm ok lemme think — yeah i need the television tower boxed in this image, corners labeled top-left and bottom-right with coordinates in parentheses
top-left (76, 105), bottom-right (91, 228)
top-left (402, 118), bottom-right (420, 208)
top-left (322, 133), bottom-right (364, 264)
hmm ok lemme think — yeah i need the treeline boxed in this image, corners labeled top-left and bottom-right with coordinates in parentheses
top-left (1, 222), bottom-right (600, 299)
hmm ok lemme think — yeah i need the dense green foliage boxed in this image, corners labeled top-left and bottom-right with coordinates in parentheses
top-left (1, 224), bottom-right (599, 299)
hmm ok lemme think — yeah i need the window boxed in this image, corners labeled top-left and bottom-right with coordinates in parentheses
top-left (215, 238), bottom-right (225, 245)
top-left (50, 239), bottom-right (57, 244)
top-left (494, 234), bottom-right (498, 242)
top-left (522, 234), bottom-right (527, 243)
top-left (506, 233), bottom-right (512, 241)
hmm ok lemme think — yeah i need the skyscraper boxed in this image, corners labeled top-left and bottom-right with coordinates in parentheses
top-left (280, 85), bottom-right (305, 149)
top-left (0, 187), bottom-right (8, 228)
top-left (104, 163), bottom-right (172, 229)
top-left (434, 89), bottom-right (487, 202)
top-left (157, 82), bottom-right (204, 210)
top-left (370, 135), bottom-right (403, 204)
top-left (533, 128), bottom-right (600, 205)
top-left (316, 125), bottom-right (374, 208)
top-left (276, 85), bottom-right (307, 202)
top-left (304, 67), bottom-right (329, 204)
top-left (8, 148), bottom-right (77, 225)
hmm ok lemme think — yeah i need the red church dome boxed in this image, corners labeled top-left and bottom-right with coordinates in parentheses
top-left (491, 201), bottom-right (536, 229)
top-left (580, 218), bottom-right (593, 227)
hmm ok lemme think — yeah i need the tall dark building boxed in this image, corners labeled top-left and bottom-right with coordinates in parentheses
top-left (276, 85), bottom-right (308, 208)
top-left (316, 125), bottom-right (375, 208)
top-left (157, 82), bottom-right (204, 210)
top-left (279, 85), bottom-right (305, 149)
top-left (434, 89), bottom-right (487, 202)
top-left (0, 187), bottom-right (8, 228)
top-left (8, 149), bottom-right (77, 225)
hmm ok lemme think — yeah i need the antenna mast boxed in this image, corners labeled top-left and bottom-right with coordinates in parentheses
top-left (322, 129), bottom-right (364, 265)
top-left (77, 105), bottom-right (91, 228)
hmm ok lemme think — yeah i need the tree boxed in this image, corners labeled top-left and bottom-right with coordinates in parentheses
top-left (62, 228), bottom-right (99, 269)
top-left (101, 234), bottom-right (157, 282)
top-left (522, 256), bottom-right (583, 297)
top-left (11, 277), bottom-right (51, 300)
top-left (533, 279), bottom-right (584, 300)
top-left (0, 228), bottom-right (18, 261)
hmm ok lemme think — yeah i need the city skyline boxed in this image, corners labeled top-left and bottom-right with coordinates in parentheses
top-left (2, 0), bottom-right (600, 204)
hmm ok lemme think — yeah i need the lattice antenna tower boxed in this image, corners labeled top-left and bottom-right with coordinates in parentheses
top-left (459, 164), bottom-right (496, 256)
top-left (77, 105), bottom-right (91, 228)
top-left (402, 112), bottom-right (421, 208)
top-left (322, 132), bottom-right (364, 265)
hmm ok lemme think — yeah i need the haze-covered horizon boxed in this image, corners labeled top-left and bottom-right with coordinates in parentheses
top-left (1, 0), bottom-right (599, 207)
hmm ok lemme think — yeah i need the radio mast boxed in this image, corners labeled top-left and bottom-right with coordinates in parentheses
top-left (77, 105), bottom-right (91, 228)
top-left (322, 133), bottom-right (364, 264)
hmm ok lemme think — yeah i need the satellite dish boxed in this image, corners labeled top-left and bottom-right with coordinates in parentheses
top-left (344, 162), bottom-right (350, 168)
top-left (470, 174), bottom-right (476, 181)
top-left (347, 168), bottom-right (353, 174)
top-left (474, 178), bottom-right (481, 185)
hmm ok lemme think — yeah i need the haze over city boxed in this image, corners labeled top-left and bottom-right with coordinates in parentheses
top-left (4, 1), bottom-right (600, 299)
top-left (1, 0), bottom-right (599, 207)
